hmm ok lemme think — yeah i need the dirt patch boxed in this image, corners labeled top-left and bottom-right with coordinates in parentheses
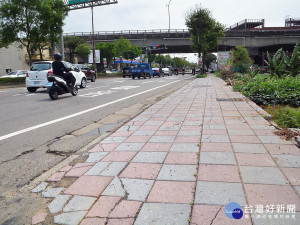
top-left (274, 129), bottom-right (299, 140)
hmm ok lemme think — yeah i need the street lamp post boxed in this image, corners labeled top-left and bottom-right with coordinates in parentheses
top-left (167, 0), bottom-right (172, 32)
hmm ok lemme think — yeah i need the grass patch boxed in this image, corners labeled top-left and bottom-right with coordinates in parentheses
top-left (196, 73), bottom-right (207, 78)
top-left (264, 105), bottom-right (300, 128)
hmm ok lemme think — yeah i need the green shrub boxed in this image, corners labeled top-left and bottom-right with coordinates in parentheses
top-left (0, 77), bottom-right (26, 83)
top-left (233, 75), bottom-right (300, 106)
top-left (196, 73), bottom-right (207, 78)
top-left (266, 105), bottom-right (300, 128)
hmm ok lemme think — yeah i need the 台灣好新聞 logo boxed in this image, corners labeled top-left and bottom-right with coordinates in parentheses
top-left (225, 202), bottom-right (243, 219)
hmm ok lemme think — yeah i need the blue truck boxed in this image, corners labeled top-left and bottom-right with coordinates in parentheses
top-left (130, 63), bottom-right (153, 79)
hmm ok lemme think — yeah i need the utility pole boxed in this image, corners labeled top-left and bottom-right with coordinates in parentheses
top-left (167, 0), bottom-right (172, 32)
top-left (91, 5), bottom-right (96, 73)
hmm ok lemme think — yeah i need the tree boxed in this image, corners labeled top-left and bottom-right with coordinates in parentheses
top-left (285, 43), bottom-right (300, 77)
top-left (123, 45), bottom-right (142, 64)
top-left (203, 53), bottom-right (217, 71)
top-left (95, 42), bottom-right (116, 64)
top-left (64, 36), bottom-right (85, 63)
top-left (186, 5), bottom-right (225, 73)
top-left (114, 37), bottom-right (131, 59)
top-left (231, 46), bottom-right (252, 73)
top-left (0, 0), bottom-right (68, 65)
top-left (75, 43), bottom-right (91, 62)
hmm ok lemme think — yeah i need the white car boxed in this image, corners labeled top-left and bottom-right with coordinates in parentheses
top-left (162, 68), bottom-right (172, 76)
top-left (26, 61), bottom-right (87, 93)
top-left (1, 70), bottom-right (28, 78)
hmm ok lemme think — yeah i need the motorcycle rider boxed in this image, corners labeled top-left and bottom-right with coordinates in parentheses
top-left (52, 53), bottom-right (75, 88)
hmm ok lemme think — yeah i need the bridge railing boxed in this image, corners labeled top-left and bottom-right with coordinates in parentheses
top-left (64, 29), bottom-right (189, 37)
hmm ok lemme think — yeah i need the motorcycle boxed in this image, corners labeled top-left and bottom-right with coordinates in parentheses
top-left (47, 75), bottom-right (78, 100)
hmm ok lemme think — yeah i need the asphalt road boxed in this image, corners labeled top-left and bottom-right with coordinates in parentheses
top-left (0, 74), bottom-right (192, 224)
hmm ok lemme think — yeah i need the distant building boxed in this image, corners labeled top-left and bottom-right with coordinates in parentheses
top-left (0, 42), bottom-right (54, 75)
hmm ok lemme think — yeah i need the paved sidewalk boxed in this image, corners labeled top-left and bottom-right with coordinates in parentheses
top-left (31, 74), bottom-right (300, 225)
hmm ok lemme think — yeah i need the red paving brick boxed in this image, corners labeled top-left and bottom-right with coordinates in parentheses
top-left (64, 176), bottom-right (113, 197)
top-left (244, 184), bottom-right (300, 211)
top-left (32, 212), bottom-right (47, 225)
top-left (124, 136), bottom-right (151, 143)
top-left (108, 200), bottom-right (142, 218)
top-left (235, 153), bottom-right (276, 167)
top-left (141, 143), bottom-right (172, 152)
top-left (281, 168), bottom-right (300, 185)
top-left (230, 135), bottom-right (261, 143)
top-left (213, 206), bottom-right (252, 225)
top-left (87, 196), bottom-right (121, 218)
top-left (120, 163), bottom-right (161, 179)
top-left (65, 166), bottom-right (92, 177)
top-left (47, 172), bottom-right (65, 182)
top-left (190, 205), bottom-right (221, 225)
top-left (80, 218), bottom-right (106, 225)
top-left (155, 130), bottom-right (178, 136)
top-left (264, 144), bottom-right (300, 155)
top-left (200, 143), bottom-right (232, 152)
top-left (147, 181), bottom-right (194, 204)
top-left (101, 152), bottom-right (137, 162)
top-left (198, 164), bottom-right (240, 183)
top-left (59, 166), bottom-right (72, 172)
top-left (164, 152), bottom-right (198, 164)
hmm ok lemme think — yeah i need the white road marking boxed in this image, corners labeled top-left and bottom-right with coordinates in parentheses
top-left (80, 90), bottom-right (116, 97)
top-left (0, 80), bottom-right (180, 141)
top-left (111, 86), bottom-right (139, 90)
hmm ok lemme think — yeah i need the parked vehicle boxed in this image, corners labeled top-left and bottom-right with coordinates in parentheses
top-left (47, 75), bottom-right (78, 100)
top-left (1, 70), bottom-right (28, 78)
top-left (152, 68), bottom-right (164, 77)
top-left (122, 67), bottom-right (132, 78)
top-left (26, 61), bottom-right (87, 93)
top-left (131, 63), bottom-right (152, 79)
top-left (75, 64), bottom-right (96, 82)
top-left (162, 68), bottom-right (172, 76)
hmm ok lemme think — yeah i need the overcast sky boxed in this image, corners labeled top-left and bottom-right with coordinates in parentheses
top-left (63, 0), bottom-right (299, 33)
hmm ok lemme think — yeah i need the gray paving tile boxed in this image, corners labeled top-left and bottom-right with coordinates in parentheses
top-left (149, 136), bottom-right (176, 143)
top-left (118, 126), bottom-right (140, 131)
top-left (240, 166), bottom-right (289, 185)
top-left (200, 152), bottom-right (236, 165)
top-left (195, 181), bottom-right (246, 206)
top-left (115, 143), bottom-right (145, 151)
top-left (157, 165), bottom-right (197, 181)
top-left (134, 203), bottom-right (191, 225)
top-left (85, 162), bottom-right (110, 176)
top-left (54, 211), bottom-right (87, 225)
top-left (42, 187), bottom-right (65, 198)
top-left (48, 195), bottom-right (71, 214)
top-left (86, 152), bottom-right (109, 162)
top-left (121, 178), bottom-right (154, 201)
top-left (144, 121), bottom-right (164, 126)
top-left (201, 135), bottom-right (230, 143)
top-left (183, 121), bottom-right (202, 126)
top-left (102, 177), bottom-right (125, 197)
top-left (32, 182), bottom-right (48, 193)
top-left (100, 162), bottom-right (128, 176)
top-left (203, 124), bottom-right (226, 130)
top-left (232, 143), bottom-right (267, 153)
top-left (273, 155), bottom-right (300, 168)
top-left (178, 130), bottom-right (201, 136)
top-left (295, 186), bottom-right (300, 196)
top-left (100, 136), bottom-right (127, 143)
top-left (170, 143), bottom-right (199, 152)
top-left (63, 195), bottom-right (96, 212)
top-left (258, 136), bottom-right (293, 144)
top-left (158, 125), bottom-right (181, 131)
top-left (132, 152), bottom-right (167, 163)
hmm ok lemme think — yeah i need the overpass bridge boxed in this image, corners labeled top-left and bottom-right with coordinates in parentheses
top-left (65, 27), bottom-right (300, 64)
